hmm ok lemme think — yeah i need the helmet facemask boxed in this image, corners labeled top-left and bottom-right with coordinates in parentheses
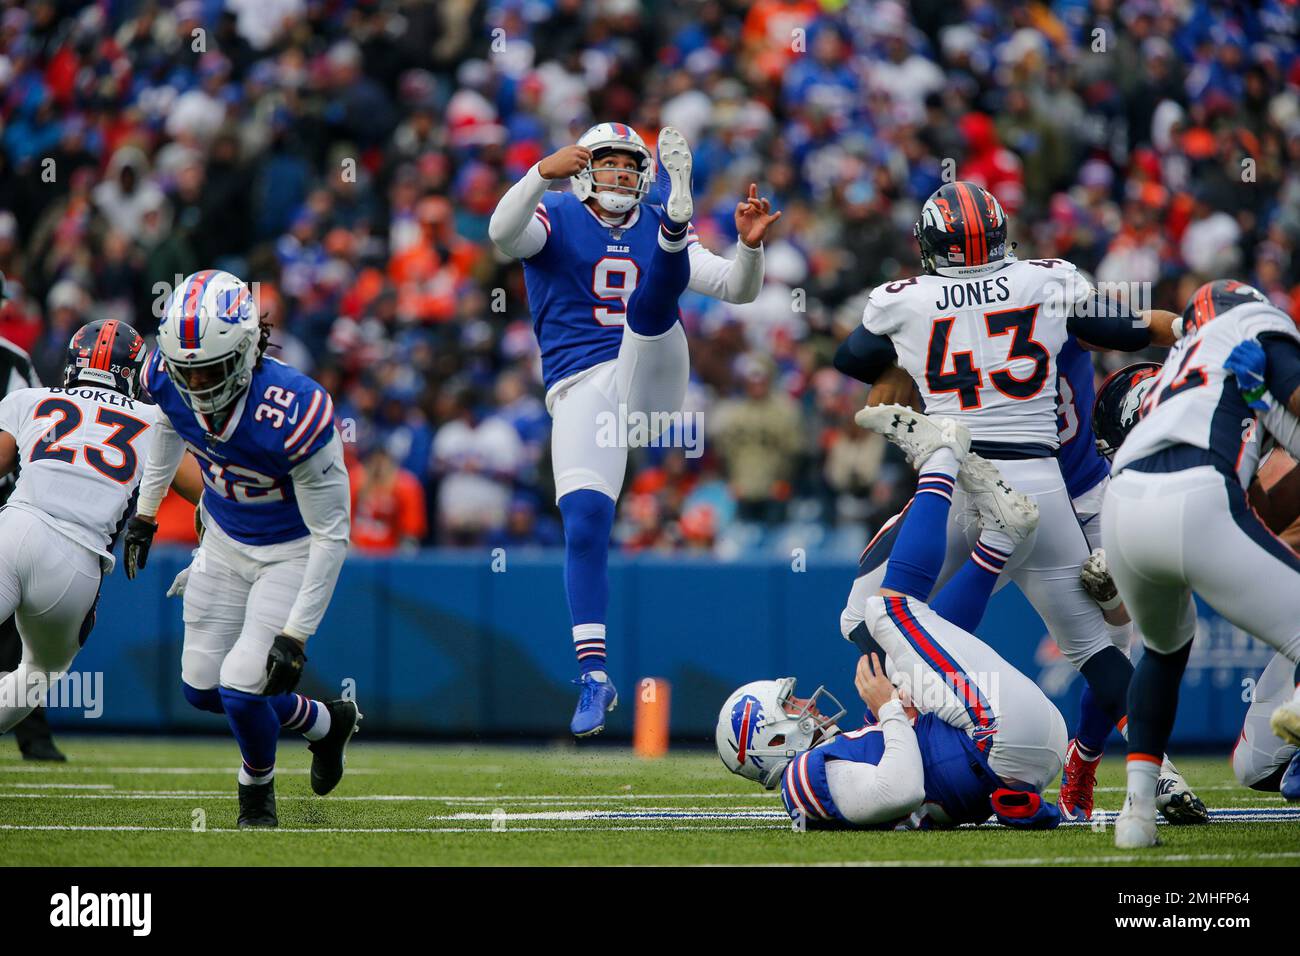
top-left (164, 338), bottom-right (255, 416)
top-left (720, 678), bottom-right (847, 789)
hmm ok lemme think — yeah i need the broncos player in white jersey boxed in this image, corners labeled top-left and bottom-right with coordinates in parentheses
top-left (718, 408), bottom-right (1068, 830)
top-left (0, 320), bottom-right (159, 733)
top-left (121, 270), bottom-right (355, 828)
top-left (834, 181), bottom-right (1193, 806)
top-left (489, 123), bottom-right (779, 736)
top-left (1102, 279), bottom-right (1300, 848)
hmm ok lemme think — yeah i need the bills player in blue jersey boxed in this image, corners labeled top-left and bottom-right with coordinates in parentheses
top-left (718, 408), bottom-right (1068, 830)
top-left (120, 269), bottom-right (356, 828)
top-left (490, 123), bottom-right (779, 736)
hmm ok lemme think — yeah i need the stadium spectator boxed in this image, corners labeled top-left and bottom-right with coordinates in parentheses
top-left (349, 445), bottom-right (428, 554)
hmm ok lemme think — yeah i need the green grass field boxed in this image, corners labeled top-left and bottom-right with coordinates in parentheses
top-left (1, 736), bottom-right (1296, 866)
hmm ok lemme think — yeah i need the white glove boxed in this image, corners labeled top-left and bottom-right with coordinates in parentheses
top-left (166, 551), bottom-right (198, 598)
top-left (1080, 547), bottom-right (1123, 611)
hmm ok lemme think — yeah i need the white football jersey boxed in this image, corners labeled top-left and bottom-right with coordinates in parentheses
top-left (1113, 301), bottom-right (1300, 487)
top-left (863, 257), bottom-right (1092, 447)
top-left (0, 385), bottom-right (158, 569)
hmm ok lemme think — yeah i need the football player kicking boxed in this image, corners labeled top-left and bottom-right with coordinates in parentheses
top-left (0, 320), bottom-right (168, 732)
top-left (489, 123), bottom-right (780, 736)
top-left (718, 408), bottom-right (1069, 830)
top-left (1098, 279), bottom-right (1300, 848)
top-left (122, 270), bottom-right (356, 829)
top-left (832, 181), bottom-right (1206, 821)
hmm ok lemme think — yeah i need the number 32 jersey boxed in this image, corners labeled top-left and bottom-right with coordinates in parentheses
top-left (142, 352), bottom-right (336, 546)
top-left (863, 258), bottom-right (1092, 448)
top-left (0, 385), bottom-right (158, 569)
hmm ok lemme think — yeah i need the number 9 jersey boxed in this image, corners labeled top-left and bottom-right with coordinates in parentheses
top-left (140, 350), bottom-right (336, 546)
top-left (0, 384), bottom-right (157, 571)
top-left (863, 258), bottom-right (1093, 449)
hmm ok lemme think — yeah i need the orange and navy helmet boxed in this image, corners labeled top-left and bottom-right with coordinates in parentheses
top-left (64, 319), bottom-right (147, 399)
top-left (1091, 362), bottom-right (1163, 459)
top-left (1180, 279), bottom-right (1269, 336)
top-left (914, 181), bottom-right (1009, 276)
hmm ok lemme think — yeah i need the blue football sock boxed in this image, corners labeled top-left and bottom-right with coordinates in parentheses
top-left (182, 683), bottom-right (225, 714)
top-left (1126, 641), bottom-right (1192, 761)
top-left (1074, 685), bottom-right (1115, 756)
top-left (625, 232), bottom-right (690, 336)
top-left (269, 692), bottom-right (329, 740)
top-left (929, 532), bottom-right (1009, 634)
top-left (881, 454), bottom-right (957, 600)
top-left (219, 686), bottom-right (280, 784)
top-left (559, 490), bottom-right (615, 675)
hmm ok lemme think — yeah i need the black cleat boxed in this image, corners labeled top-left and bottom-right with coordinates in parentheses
top-left (237, 782), bottom-right (278, 828)
top-left (308, 699), bottom-right (361, 796)
top-left (20, 739), bottom-right (67, 762)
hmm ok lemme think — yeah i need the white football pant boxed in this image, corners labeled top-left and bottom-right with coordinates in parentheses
top-left (0, 507), bottom-right (102, 732)
top-left (1233, 651), bottom-right (1298, 789)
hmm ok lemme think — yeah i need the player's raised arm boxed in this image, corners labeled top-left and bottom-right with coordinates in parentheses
top-left (488, 146), bottom-right (590, 260)
top-left (685, 184), bottom-right (777, 304)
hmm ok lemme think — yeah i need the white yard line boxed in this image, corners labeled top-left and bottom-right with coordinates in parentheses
top-left (694, 851), bottom-right (1300, 867)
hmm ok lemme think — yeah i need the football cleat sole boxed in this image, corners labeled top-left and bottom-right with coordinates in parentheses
top-left (854, 404), bottom-right (971, 468)
top-left (657, 126), bottom-right (694, 224)
top-left (959, 453), bottom-right (1039, 546)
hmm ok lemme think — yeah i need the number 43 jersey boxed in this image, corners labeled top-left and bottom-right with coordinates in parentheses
top-left (863, 258), bottom-right (1092, 448)
top-left (0, 385), bottom-right (158, 569)
top-left (142, 352), bottom-right (336, 546)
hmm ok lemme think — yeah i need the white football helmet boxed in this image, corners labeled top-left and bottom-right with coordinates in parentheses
top-left (157, 269), bottom-right (260, 415)
top-left (571, 122), bottom-right (655, 215)
top-left (716, 678), bottom-right (846, 789)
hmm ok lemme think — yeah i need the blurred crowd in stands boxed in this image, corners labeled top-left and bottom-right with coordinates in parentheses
top-left (0, 0), bottom-right (1297, 556)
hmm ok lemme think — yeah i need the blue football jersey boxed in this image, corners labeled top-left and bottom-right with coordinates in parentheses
top-left (1056, 335), bottom-right (1109, 499)
top-left (142, 352), bottom-right (337, 545)
top-left (781, 714), bottom-right (998, 829)
top-left (523, 193), bottom-right (688, 390)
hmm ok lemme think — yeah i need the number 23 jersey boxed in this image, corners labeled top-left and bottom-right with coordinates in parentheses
top-left (142, 352), bottom-right (336, 546)
top-left (863, 258), bottom-right (1092, 448)
top-left (0, 385), bottom-right (158, 568)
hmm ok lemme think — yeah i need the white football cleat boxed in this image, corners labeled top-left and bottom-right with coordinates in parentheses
top-left (1270, 697), bottom-right (1300, 747)
top-left (959, 453), bottom-right (1039, 547)
top-left (854, 404), bottom-right (970, 468)
top-left (657, 126), bottom-right (693, 225)
top-left (1156, 757), bottom-right (1209, 824)
top-left (1114, 794), bottom-right (1160, 849)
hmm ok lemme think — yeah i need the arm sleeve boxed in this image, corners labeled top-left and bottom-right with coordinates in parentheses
top-left (1066, 301), bottom-right (1153, 351)
top-left (1260, 333), bottom-right (1300, 407)
top-left (281, 433), bottom-right (351, 641)
top-left (686, 238), bottom-right (764, 304)
top-left (488, 163), bottom-right (552, 260)
top-left (822, 699), bottom-right (926, 826)
top-left (834, 325), bottom-right (898, 385)
top-left (135, 412), bottom-right (187, 518)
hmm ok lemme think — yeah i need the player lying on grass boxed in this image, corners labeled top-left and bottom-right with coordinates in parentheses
top-left (489, 123), bottom-right (778, 737)
top-left (0, 320), bottom-right (202, 733)
top-left (121, 270), bottom-right (357, 829)
top-left (717, 407), bottom-right (1069, 829)
top-left (1091, 279), bottom-right (1300, 848)
top-left (1085, 355), bottom-right (1300, 806)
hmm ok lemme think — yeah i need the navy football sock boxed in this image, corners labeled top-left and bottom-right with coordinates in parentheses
top-left (219, 686), bottom-right (280, 785)
top-left (559, 490), bottom-right (615, 675)
top-left (1074, 685), bottom-right (1116, 756)
top-left (625, 233), bottom-right (690, 336)
top-left (881, 452), bottom-right (957, 600)
top-left (1126, 641), bottom-right (1193, 761)
top-left (270, 692), bottom-right (330, 740)
top-left (1077, 644), bottom-right (1135, 731)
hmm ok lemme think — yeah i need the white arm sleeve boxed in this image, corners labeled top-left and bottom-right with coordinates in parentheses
top-left (488, 163), bottom-right (552, 260)
top-left (1261, 402), bottom-right (1300, 461)
top-left (823, 698), bottom-right (927, 826)
top-left (686, 239), bottom-right (764, 304)
top-left (281, 433), bottom-right (351, 641)
top-left (135, 411), bottom-right (187, 518)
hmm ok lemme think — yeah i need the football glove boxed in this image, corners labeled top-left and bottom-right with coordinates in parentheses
top-left (166, 550), bottom-right (198, 599)
top-left (264, 634), bottom-right (307, 696)
top-left (123, 515), bottom-right (158, 579)
top-left (1225, 339), bottom-right (1269, 410)
top-left (1080, 548), bottom-right (1123, 611)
